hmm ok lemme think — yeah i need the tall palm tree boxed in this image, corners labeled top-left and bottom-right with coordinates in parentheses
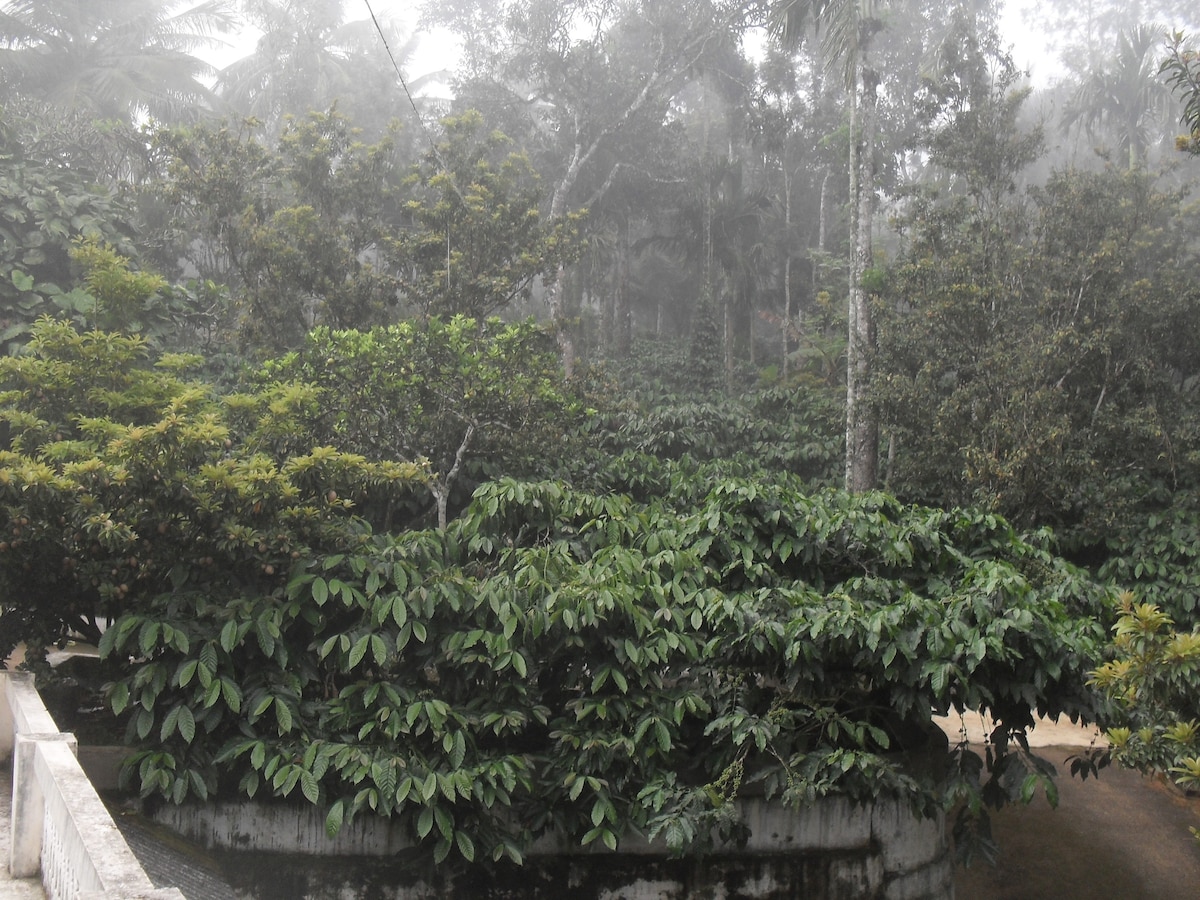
top-left (1065, 24), bottom-right (1175, 169)
top-left (0, 0), bottom-right (234, 124)
top-left (216, 0), bottom-right (424, 136)
top-left (770, 0), bottom-right (885, 491)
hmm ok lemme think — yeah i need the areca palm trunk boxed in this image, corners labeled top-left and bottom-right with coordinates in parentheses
top-left (845, 56), bottom-right (879, 491)
top-left (770, 0), bottom-right (883, 491)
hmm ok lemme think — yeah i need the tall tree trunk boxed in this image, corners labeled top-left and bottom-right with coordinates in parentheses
top-left (845, 63), bottom-right (879, 492)
top-left (614, 214), bottom-right (632, 356)
top-left (723, 285), bottom-right (734, 390)
top-left (818, 169), bottom-right (831, 254)
top-left (546, 181), bottom-right (577, 375)
top-left (783, 165), bottom-right (794, 379)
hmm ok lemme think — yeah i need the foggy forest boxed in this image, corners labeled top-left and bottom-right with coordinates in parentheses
top-left (2, 0), bottom-right (1200, 888)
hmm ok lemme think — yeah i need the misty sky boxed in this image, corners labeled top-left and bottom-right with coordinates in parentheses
top-left (200, 0), bottom-right (1065, 89)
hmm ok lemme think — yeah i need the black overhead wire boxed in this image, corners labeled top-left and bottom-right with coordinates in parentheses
top-left (361, 0), bottom-right (463, 286)
top-left (361, 0), bottom-right (436, 153)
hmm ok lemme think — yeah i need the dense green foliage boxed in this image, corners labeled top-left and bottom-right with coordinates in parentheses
top-left (150, 111), bottom-right (407, 350)
top-left (0, 318), bottom-right (426, 666)
top-left (387, 111), bottom-right (582, 319)
top-left (0, 107), bottom-right (137, 352)
top-left (107, 473), bottom-right (1107, 864)
top-left (878, 158), bottom-right (1200, 547)
top-left (1089, 596), bottom-right (1200, 781)
top-left (147, 108), bottom-right (584, 352)
top-left (567, 341), bottom-right (845, 497)
top-left (1162, 32), bottom-right (1200, 155)
top-left (261, 316), bottom-right (583, 529)
top-left (0, 319), bottom-right (1110, 868)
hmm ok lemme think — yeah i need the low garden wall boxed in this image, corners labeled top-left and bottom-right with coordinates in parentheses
top-left (148, 792), bottom-right (953, 899)
top-left (0, 671), bottom-right (183, 900)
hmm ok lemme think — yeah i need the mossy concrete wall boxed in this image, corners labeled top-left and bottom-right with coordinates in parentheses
top-left (149, 794), bottom-right (953, 900)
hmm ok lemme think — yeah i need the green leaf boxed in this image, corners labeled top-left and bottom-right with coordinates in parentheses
top-left (98, 623), bottom-right (120, 658)
top-left (392, 564), bottom-right (409, 592)
top-left (391, 595), bottom-right (408, 628)
top-left (221, 677), bottom-right (242, 713)
top-left (371, 634), bottom-right (388, 666)
top-left (177, 705), bottom-right (196, 744)
top-left (417, 806), bottom-right (434, 838)
top-left (456, 831), bottom-right (476, 862)
top-left (654, 720), bottom-right (671, 752)
top-left (434, 837), bottom-right (452, 864)
top-left (110, 682), bottom-right (130, 716)
top-left (276, 700), bottom-right (294, 733)
top-left (312, 577), bottom-right (329, 606)
top-left (140, 622), bottom-right (162, 655)
top-left (348, 634), bottom-right (370, 668)
top-left (160, 706), bottom-right (180, 742)
top-left (220, 620), bottom-right (238, 653)
top-left (1020, 773), bottom-right (1039, 804)
top-left (300, 770), bottom-right (320, 804)
top-left (189, 770), bottom-right (209, 801)
top-left (326, 800), bottom-right (346, 837)
top-left (177, 660), bottom-right (198, 688)
top-left (435, 805), bottom-right (453, 839)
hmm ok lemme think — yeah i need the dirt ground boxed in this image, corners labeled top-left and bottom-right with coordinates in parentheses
top-left (939, 715), bottom-right (1200, 900)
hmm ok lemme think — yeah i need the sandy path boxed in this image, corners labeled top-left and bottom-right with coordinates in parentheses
top-left (938, 714), bottom-right (1200, 899)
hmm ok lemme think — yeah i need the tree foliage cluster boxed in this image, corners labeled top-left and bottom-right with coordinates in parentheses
top-left (0, 318), bottom-right (428, 666)
top-left (145, 108), bottom-right (573, 353)
top-left (0, 107), bottom-right (137, 352)
top-left (1162, 31), bottom-right (1200, 154)
top-left (877, 165), bottom-right (1200, 546)
top-left (563, 340), bottom-right (845, 499)
top-left (261, 315), bottom-right (582, 529)
top-left (1088, 595), bottom-right (1200, 792)
top-left (0, 321), bottom-right (1108, 865)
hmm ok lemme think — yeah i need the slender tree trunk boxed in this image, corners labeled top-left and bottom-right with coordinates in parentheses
top-left (747, 283), bottom-right (756, 367)
top-left (845, 63), bottom-right (879, 492)
top-left (546, 183), bottom-right (576, 375)
top-left (614, 214), bottom-right (632, 356)
top-left (724, 285), bottom-right (734, 390)
top-left (783, 166), bottom-right (792, 379)
top-left (597, 243), bottom-right (614, 351)
top-left (818, 169), bottom-right (831, 254)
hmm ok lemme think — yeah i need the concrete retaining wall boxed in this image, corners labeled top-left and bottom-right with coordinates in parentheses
top-left (151, 792), bottom-right (954, 899)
